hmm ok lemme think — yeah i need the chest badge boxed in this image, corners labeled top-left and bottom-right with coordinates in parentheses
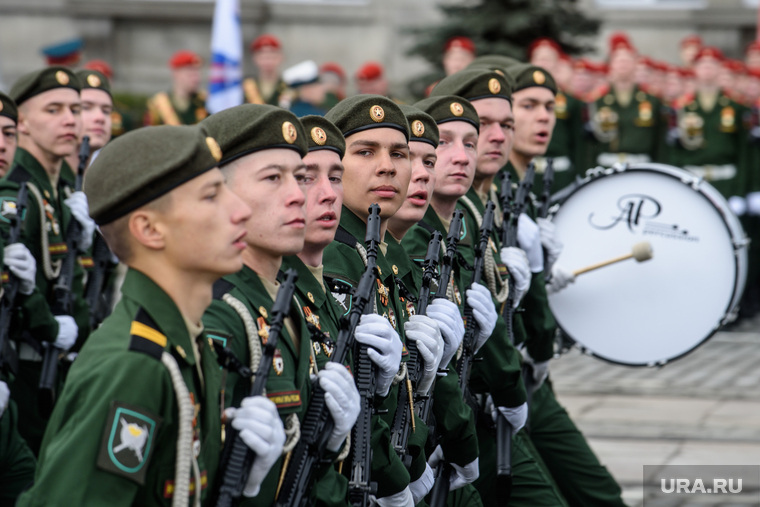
top-left (273, 349), bottom-right (284, 375)
top-left (257, 317), bottom-right (270, 345)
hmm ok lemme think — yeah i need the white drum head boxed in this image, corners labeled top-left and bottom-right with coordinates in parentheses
top-left (549, 164), bottom-right (747, 366)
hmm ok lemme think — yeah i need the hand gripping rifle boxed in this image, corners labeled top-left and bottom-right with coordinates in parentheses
top-left (275, 205), bottom-right (382, 506)
top-left (389, 229), bottom-right (441, 468)
top-left (213, 268), bottom-right (298, 507)
top-left (39, 136), bottom-right (90, 418)
top-left (0, 183), bottom-right (29, 376)
top-left (346, 203), bottom-right (381, 506)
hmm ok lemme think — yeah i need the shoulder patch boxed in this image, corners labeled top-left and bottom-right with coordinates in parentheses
top-left (212, 278), bottom-right (235, 300)
top-left (128, 308), bottom-right (166, 360)
top-left (324, 276), bottom-right (354, 316)
top-left (0, 196), bottom-right (20, 224)
top-left (96, 400), bottom-right (162, 485)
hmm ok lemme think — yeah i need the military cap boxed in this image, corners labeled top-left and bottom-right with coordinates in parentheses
top-left (85, 125), bottom-right (221, 225)
top-left (251, 34), bottom-right (281, 52)
top-left (431, 68), bottom-right (512, 104)
top-left (201, 104), bottom-right (307, 165)
top-left (169, 50), bottom-right (202, 69)
top-left (469, 54), bottom-right (521, 73)
top-left (10, 66), bottom-right (81, 106)
top-left (414, 95), bottom-right (479, 132)
top-left (76, 69), bottom-right (112, 97)
top-left (445, 36), bottom-right (476, 55)
top-left (507, 63), bottom-right (557, 95)
top-left (41, 38), bottom-right (83, 66)
top-left (399, 105), bottom-right (439, 148)
top-left (325, 94), bottom-right (410, 141)
top-left (300, 115), bottom-right (346, 157)
top-left (0, 92), bottom-right (18, 124)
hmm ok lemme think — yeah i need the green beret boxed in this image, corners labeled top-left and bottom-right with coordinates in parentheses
top-left (399, 105), bottom-right (439, 148)
top-left (414, 95), bottom-right (480, 133)
top-left (467, 55), bottom-right (519, 89)
top-left (201, 104), bottom-right (307, 165)
top-left (85, 125), bottom-right (221, 225)
top-left (431, 68), bottom-right (512, 104)
top-left (325, 94), bottom-right (410, 142)
top-left (10, 66), bottom-right (81, 106)
top-left (0, 92), bottom-right (18, 124)
top-left (299, 115), bottom-right (346, 158)
top-left (506, 63), bottom-right (557, 95)
top-left (76, 69), bottom-right (112, 97)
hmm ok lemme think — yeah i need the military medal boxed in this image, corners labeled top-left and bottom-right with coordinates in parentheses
top-left (388, 308), bottom-right (397, 329)
top-left (637, 101), bottom-right (653, 125)
top-left (555, 93), bottom-right (567, 119)
top-left (304, 306), bottom-right (320, 329)
top-left (257, 316), bottom-right (270, 344)
top-left (406, 299), bottom-right (416, 317)
top-left (721, 106), bottom-right (735, 131)
top-left (273, 349), bottom-right (284, 375)
top-left (377, 280), bottom-right (389, 306)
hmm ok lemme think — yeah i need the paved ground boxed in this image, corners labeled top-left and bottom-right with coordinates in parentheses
top-left (549, 316), bottom-right (760, 507)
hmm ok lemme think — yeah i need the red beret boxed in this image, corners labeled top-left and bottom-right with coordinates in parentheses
top-left (573, 58), bottom-right (593, 72)
top-left (84, 60), bottom-right (113, 80)
top-left (528, 38), bottom-right (561, 58)
top-left (169, 50), bottom-right (202, 69)
top-left (723, 59), bottom-right (747, 74)
top-left (356, 61), bottom-right (383, 81)
top-left (320, 62), bottom-right (346, 81)
top-left (678, 67), bottom-right (695, 78)
top-left (693, 46), bottom-right (724, 63)
top-left (653, 61), bottom-right (669, 73)
top-left (680, 35), bottom-right (703, 48)
top-left (747, 67), bottom-right (760, 79)
top-left (609, 32), bottom-right (635, 54)
top-left (444, 36), bottom-right (476, 55)
top-left (747, 41), bottom-right (760, 55)
top-left (638, 56), bottom-right (655, 69)
top-left (250, 34), bottom-right (281, 52)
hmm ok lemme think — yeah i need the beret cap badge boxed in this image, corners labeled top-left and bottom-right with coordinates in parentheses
top-left (205, 137), bottom-right (223, 162)
top-left (450, 102), bottom-right (464, 116)
top-left (311, 126), bottom-right (327, 146)
top-left (87, 74), bottom-right (101, 87)
top-left (282, 121), bottom-right (298, 144)
top-left (533, 70), bottom-right (546, 85)
top-left (55, 71), bottom-right (70, 85)
top-left (412, 120), bottom-right (425, 137)
top-left (370, 105), bottom-right (385, 122)
top-left (488, 78), bottom-right (501, 94)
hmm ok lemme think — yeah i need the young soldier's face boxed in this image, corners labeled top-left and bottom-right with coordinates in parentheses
top-left (341, 128), bottom-right (411, 220)
top-left (443, 48), bottom-right (475, 77)
top-left (434, 121), bottom-right (478, 200)
top-left (0, 116), bottom-right (17, 177)
top-left (253, 48), bottom-right (283, 75)
top-left (173, 66), bottom-right (202, 94)
top-left (18, 88), bottom-right (82, 158)
top-left (160, 168), bottom-right (251, 277)
top-left (390, 140), bottom-right (436, 226)
top-left (80, 88), bottom-right (113, 151)
top-left (511, 87), bottom-right (556, 159)
top-left (227, 148), bottom-right (307, 257)
top-left (472, 97), bottom-right (514, 178)
top-left (302, 149), bottom-right (344, 250)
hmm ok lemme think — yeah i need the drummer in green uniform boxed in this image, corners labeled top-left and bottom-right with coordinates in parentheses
top-left (144, 50), bottom-right (209, 126)
top-left (200, 105), bottom-right (359, 505)
top-left (585, 33), bottom-right (665, 169)
top-left (17, 123), bottom-right (290, 505)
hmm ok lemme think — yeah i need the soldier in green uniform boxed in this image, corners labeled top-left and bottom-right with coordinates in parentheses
top-left (0, 91), bottom-right (39, 505)
top-left (144, 50), bottom-right (209, 126)
top-left (64, 69), bottom-right (113, 171)
top-left (1, 67), bottom-right (94, 454)
top-left (243, 34), bottom-right (291, 107)
top-left (82, 60), bottom-right (136, 139)
top-left (323, 95), bottom-right (445, 505)
top-left (585, 33), bottom-right (665, 169)
top-left (200, 105), bottom-right (360, 505)
top-left (17, 124), bottom-right (289, 505)
top-left (500, 62), bottom-right (627, 507)
top-left (667, 46), bottom-right (749, 200)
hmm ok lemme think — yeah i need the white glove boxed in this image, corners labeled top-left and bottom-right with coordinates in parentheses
top-left (537, 217), bottom-right (562, 272)
top-left (404, 315), bottom-right (443, 397)
top-left (521, 348), bottom-right (550, 389)
top-left (747, 191), bottom-right (760, 216)
top-left (465, 284), bottom-right (497, 353)
top-left (409, 463), bottom-right (435, 504)
top-left (4, 243), bottom-right (36, 295)
top-left (547, 265), bottom-right (575, 294)
top-left (517, 213), bottom-right (544, 273)
top-left (53, 315), bottom-right (78, 351)
top-left (426, 298), bottom-right (464, 369)
top-left (63, 191), bottom-right (95, 251)
top-left (0, 381), bottom-right (9, 420)
top-left (376, 486), bottom-right (414, 507)
top-left (490, 401), bottom-right (529, 434)
top-left (500, 246), bottom-right (531, 308)
top-left (354, 314), bottom-right (403, 397)
top-left (427, 445), bottom-right (479, 491)
top-left (226, 396), bottom-right (286, 497)
top-left (319, 362), bottom-right (360, 452)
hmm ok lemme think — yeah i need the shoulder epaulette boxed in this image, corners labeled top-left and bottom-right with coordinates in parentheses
top-left (6, 166), bottom-right (31, 184)
top-left (212, 278), bottom-right (235, 300)
top-left (128, 308), bottom-right (166, 360)
top-left (334, 226), bottom-right (359, 247)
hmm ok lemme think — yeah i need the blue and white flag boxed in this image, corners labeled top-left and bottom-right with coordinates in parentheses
top-left (207, 0), bottom-right (243, 114)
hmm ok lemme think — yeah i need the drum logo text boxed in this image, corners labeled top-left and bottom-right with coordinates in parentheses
top-left (589, 194), bottom-right (661, 232)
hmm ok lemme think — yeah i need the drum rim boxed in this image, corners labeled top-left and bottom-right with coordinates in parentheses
top-left (549, 162), bottom-right (747, 367)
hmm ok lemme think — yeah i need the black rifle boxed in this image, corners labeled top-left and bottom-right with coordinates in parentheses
top-left (213, 268), bottom-right (298, 507)
top-left (39, 136), bottom-right (90, 418)
top-left (347, 204), bottom-right (381, 506)
top-left (537, 158), bottom-right (554, 220)
top-left (84, 232), bottom-right (115, 330)
top-left (275, 206), bottom-right (383, 507)
top-left (389, 228), bottom-right (441, 468)
top-left (0, 183), bottom-right (29, 376)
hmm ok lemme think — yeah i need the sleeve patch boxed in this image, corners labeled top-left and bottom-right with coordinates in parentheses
top-left (267, 390), bottom-right (302, 410)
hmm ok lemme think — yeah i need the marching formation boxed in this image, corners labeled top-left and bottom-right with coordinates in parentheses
top-left (0, 27), bottom-right (750, 507)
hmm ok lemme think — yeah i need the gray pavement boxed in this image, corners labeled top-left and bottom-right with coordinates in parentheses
top-left (548, 317), bottom-right (760, 507)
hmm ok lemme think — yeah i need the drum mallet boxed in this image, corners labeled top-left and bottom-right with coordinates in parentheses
top-left (573, 241), bottom-right (653, 277)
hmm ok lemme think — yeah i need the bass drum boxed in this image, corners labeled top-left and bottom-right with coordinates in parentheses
top-left (548, 163), bottom-right (748, 367)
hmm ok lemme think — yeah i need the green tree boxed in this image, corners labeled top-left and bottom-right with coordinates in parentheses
top-left (407, 0), bottom-right (600, 98)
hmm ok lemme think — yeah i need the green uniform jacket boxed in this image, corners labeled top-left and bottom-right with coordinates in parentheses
top-left (540, 90), bottom-right (586, 195)
top-left (18, 269), bottom-right (222, 506)
top-left (586, 85), bottom-right (664, 169)
top-left (666, 91), bottom-right (749, 198)
top-left (202, 265), bottom-right (313, 505)
top-left (322, 207), bottom-right (420, 497)
top-left (144, 91), bottom-right (209, 126)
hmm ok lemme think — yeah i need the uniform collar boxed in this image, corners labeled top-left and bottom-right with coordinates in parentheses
top-left (11, 147), bottom-right (60, 198)
top-left (282, 255), bottom-right (327, 308)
